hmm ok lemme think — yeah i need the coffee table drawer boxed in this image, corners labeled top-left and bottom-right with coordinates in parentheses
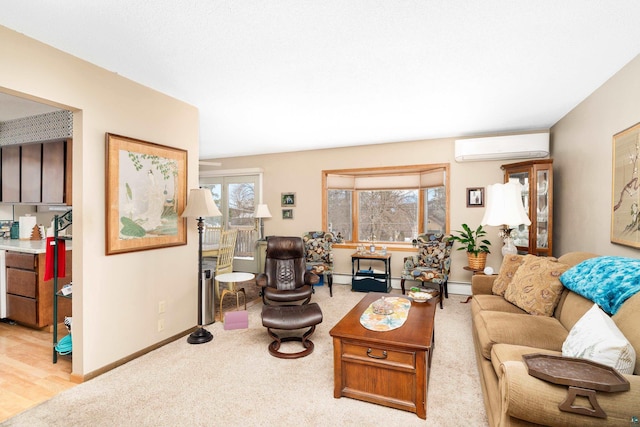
top-left (342, 341), bottom-right (416, 369)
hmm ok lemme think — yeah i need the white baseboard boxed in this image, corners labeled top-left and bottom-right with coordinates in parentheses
top-left (330, 274), bottom-right (472, 296)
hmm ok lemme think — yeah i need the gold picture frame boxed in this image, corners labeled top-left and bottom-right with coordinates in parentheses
top-left (611, 122), bottom-right (640, 248)
top-left (106, 133), bottom-right (187, 255)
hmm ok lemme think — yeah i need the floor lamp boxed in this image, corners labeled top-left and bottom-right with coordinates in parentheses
top-left (182, 188), bottom-right (222, 344)
top-left (481, 182), bottom-right (531, 256)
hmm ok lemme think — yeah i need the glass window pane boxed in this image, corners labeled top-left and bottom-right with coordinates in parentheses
top-left (358, 190), bottom-right (418, 243)
top-left (228, 182), bottom-right (255, 227)
top-left (425, 186), bottom-right (446, 234)
top-left (327, 189), bottom-right (352, 241)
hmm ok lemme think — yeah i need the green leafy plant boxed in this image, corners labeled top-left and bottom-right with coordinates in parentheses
top-left (449, 224), bottom-right (491, 255)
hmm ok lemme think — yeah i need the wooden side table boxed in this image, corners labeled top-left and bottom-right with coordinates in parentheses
top-left (463, 266), bottom-right (486, 275)
top-left (351, 252), bottom-right (391, 292)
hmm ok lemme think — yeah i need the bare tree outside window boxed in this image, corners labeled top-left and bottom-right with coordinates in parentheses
top-left (324, 165), bottom-right (449, 244)
top-left (327, 189), bottom-right (352, 240)
top-left (425, 186), bottom-right (446, 234)
top-left (358, 190), bottom-right (418, 243)
top-left (228, 182), bottom-right (255, 227)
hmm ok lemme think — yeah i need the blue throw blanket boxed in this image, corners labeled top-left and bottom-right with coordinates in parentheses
top-left (560, 256), bottom-right (640, 315)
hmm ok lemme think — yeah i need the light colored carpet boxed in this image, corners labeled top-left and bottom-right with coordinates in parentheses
top-left (3, 285), bottom-right (488, 427)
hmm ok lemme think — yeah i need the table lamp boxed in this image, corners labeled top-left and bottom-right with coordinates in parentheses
top-left (481, 182), bottom-right (531, 256)
top-left (254, 203), bottom-right (272, 240)
top-left (182, 188), bottom-right (222, 344)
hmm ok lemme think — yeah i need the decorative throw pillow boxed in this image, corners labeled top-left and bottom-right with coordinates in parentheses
top-left (492, 254), bottom-right (526, 296)
top-left (562, 303), bottom-right (636, 375)
top-left (503, 255), bottom-right (569, 316)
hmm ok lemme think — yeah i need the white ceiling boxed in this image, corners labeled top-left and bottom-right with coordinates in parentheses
top-left (2, 1), bottom-right (640, 159)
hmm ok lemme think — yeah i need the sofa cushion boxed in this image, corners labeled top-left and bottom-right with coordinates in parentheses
top-left (563, 303), bottom-right (636, 375)
top-left (501, 360), bottom-right (639, 426)
top-left (474, 310), bottom-right (569, 360)
top-left (492, 254), bottom-right (525, 296)
top-left (612, 292), bottom-right (640, 375)
top-left (471, 294), bottom-right (527, 319)
top-left (504, 255), bottom-right (569, 316)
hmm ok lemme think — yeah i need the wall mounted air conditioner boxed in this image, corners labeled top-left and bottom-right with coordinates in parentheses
top-left (454, 132), bottom-right (549, 162)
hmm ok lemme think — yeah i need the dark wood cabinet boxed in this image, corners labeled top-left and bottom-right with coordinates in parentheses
top-left (42, 139), bottom-right (71, 204)
top-left (5, 251), bottom-right (72, 328)
top-left (502, 159), bottom-right (553, 256)
top-left (0, 139), bottom-right (72, 204)
top-left (21, 143), bottom-right (42, 203)
top-left (2, 145), bottom-right (21, 202)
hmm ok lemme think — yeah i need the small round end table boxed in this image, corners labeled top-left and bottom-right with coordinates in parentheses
top-left (215, 272), bottom-right (255, 319)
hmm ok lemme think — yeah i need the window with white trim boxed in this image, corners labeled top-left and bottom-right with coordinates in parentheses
top-left (323, 164), bottom-right (449, 244)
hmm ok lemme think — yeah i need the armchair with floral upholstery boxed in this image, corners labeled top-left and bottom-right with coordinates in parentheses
top-left (400, 233), bottom-right (453, 308)
top-left (302, 231), bottom-right (335, 297)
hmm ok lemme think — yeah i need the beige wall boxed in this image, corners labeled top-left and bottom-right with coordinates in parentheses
top-left (552, 54), bottom-right (640, 256)
top-left (203, 138), bottom-right (521, 287)
top-left (1, 26), bottom-right (200, 377)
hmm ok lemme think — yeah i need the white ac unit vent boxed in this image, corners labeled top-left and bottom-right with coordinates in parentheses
top-left (454, 133), bottom-right (549, 162)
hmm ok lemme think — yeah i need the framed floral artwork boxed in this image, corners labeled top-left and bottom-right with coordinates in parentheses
top-left (105, 133), bottom-right (187, 255)
top-left (611, 122), bottom-right (640, 248)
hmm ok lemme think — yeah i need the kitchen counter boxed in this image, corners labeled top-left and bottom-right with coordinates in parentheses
top-left (0, 238), bottom-right (72, 254)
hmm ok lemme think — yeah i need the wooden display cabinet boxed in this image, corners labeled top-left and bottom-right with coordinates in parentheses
top-left (502, 159), bottom-right (553, 256)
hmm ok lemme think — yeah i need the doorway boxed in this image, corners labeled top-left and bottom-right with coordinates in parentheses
top-left (200, 174), bottom-right (261, 272)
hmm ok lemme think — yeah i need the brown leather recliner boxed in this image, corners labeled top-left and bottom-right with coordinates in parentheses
top-left (256, 236), bottom-right (319, 305)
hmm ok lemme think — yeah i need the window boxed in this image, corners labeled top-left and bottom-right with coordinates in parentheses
top-left (199, 173), bottom-right (261, 270)
top-left (324, 164), bottom-right (449, 244)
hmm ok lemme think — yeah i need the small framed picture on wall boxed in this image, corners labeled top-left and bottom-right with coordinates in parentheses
top-left (281, 192), bottom-right (296, 207)
top-left (467, 187), bottom-right (484, 207)
top-left (282, 209), bottom-right (294, 219)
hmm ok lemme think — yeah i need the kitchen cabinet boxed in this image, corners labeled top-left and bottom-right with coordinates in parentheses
top-left (502, 159), bottom-right (553, 256)
top-left (5, 250), bottom-right (72, 328)
top-left (42, 139), bottom-right (72, 204)
top-left (0, 139), bottom-right (72, 205)
top-left (21, 143), bottom-right (42, 203)
top-left (2, 145), bottom-right (20, 202)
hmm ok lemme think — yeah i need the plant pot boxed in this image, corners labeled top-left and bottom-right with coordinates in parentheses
top-left (467, 252), bottom-right (487, 270)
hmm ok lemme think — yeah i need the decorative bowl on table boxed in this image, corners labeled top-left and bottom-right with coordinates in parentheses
top-left (408, 290), bottom-right (434, 303)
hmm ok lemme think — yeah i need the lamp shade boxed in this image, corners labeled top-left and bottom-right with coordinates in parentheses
top-left (182, 188), bottom-right (222, 218)
top-left (254, 204), bottom-right (272, 219)
top-left (481, 182), bottom-right (531, 228)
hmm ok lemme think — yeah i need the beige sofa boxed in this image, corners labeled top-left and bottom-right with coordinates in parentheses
top-left (471, 252), bottom-right (640, 426)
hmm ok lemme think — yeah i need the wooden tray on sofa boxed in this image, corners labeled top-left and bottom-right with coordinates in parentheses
top-left (523, 353), bottom-right (630, 418)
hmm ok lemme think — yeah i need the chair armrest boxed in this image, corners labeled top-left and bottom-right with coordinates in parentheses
top-left (256, 273), bottom-right (268, 288)
top-left (304, 271), bottom-right (320, 286)
top-left (471, 274), bottom-right (495, 295)
top-left (500, 361), bottom-right (640, 426)
top-left (401, 255), bottom-right (419, 275)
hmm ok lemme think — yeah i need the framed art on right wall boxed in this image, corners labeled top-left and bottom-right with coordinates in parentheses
top-left (611, 121), bottom-right (640, 248)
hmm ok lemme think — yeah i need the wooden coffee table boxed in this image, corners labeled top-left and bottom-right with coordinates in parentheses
top-left (329, 292), bottom-right (436, 419)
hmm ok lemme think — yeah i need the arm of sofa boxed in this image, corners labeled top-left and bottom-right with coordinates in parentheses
top-left (471, 274), bottom-right (496, 295)
top-left (500, 361), bottom-right (640, 426)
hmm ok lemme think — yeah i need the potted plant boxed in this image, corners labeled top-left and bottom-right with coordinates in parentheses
top-left (449, 224), bottom-right (491, 270)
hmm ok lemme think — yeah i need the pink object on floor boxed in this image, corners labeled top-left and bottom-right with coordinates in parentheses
top-left (224, 310), bottom-right (249, 330)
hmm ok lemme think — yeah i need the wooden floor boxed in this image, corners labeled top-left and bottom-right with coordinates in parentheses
top-left (0, 291), bottom-right (263, 423)
top-left (0, 321), bottom-right (76, 422)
